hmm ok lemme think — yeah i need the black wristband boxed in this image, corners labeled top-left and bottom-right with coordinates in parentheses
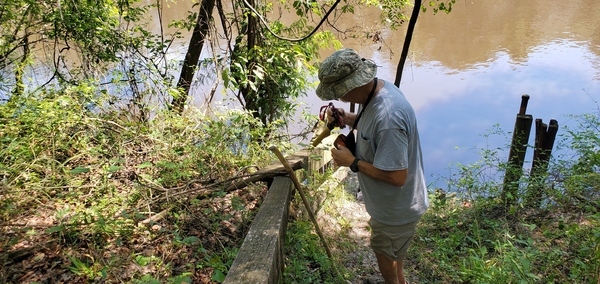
top-left (350, 158), bottom-right (360, 173)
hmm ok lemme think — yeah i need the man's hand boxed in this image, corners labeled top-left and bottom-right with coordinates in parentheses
top-left (326, 107), bottom-right (346, 128)
top-left (331, 146), bottom-right (355, 167)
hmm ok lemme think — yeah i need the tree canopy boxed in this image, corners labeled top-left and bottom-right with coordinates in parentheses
top-left (1, 0), bottom-right (455, 126)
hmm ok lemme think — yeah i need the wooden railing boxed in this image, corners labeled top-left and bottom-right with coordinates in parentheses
top-left (223, 136), bottom-right (336, 283)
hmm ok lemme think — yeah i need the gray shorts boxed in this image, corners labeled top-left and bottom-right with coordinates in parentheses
top-left (369, 218), bottom-right (418, 261)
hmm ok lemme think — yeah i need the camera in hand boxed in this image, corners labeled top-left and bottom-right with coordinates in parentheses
top-left (334, 134), bottom-right (347, 150)
top-left (334, 131), bottom-right (356, 155)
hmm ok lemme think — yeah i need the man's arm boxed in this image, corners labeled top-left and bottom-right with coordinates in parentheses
top-left (343, 112), bottom-right (357, 128)
top-left (331, 146), bottom-right (407, 187)
top-left (354, 159), bottom-right (407, 187)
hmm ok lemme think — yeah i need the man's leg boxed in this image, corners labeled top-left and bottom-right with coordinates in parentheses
top-left (374, 252), bottom-right (406, 284)
top-left (396, 259), bottom-right (406, 284)
top-left (369, 219), bottom-right (417, 284)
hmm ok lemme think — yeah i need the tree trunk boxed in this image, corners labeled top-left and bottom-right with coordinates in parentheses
top-left (394, 0), bottom-right (421, 87)
top-left (11, 34), bottom-right (29, 101)
top-left (171, 0), bottom-right (217, 114)
top-left (233, 0), bottom-right (263, 122)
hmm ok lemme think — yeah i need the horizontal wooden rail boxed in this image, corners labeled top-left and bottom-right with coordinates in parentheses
top-left (223, 135), bottom-right (336, 283)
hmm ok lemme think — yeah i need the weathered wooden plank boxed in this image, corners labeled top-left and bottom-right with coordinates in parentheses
top-left (223, 135), bottom-right (336, 283)
top-left (223, 176), bottom-right (293, 284)
top-left (224, 135), bottom-right (336, 191)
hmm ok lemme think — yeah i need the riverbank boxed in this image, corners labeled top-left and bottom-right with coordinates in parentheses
top-left (290, 162), bottom-right (600, 283)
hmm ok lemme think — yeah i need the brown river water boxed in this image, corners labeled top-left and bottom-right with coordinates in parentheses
top-left (157, 0), bottom-right (600, 187)
top-left (10, 0), bottom-right (599, 188)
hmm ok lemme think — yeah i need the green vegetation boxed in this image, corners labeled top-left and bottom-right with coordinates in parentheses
top-left (410, 193), bottom-right (599, 283)
top-left (284, 219), bottom-right (339, 283)
top-left (282, 168), bottom-right (346, 283)
top-left (0, 92), bottom-right (291, 282)
top-left (411, 111), bottom-right (600, 282)
top-left (3, 0), bottom-right (596, 282)
top-left (283, 111), bottom-right (600, 283)
top-left (2, 0), bottom-right (449, 282)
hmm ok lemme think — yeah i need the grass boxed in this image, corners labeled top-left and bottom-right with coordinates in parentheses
top-left (0, 94), bottom-right (287, 283)
top-left (282, 167), bottom-right (349, 283)
top-left (283, 166), bottom-right (382, 283)
top-left (283, 112), bottom-right (600, 284)
top-left (2, 93), bottom-right (599, 283)
top-left (408, 193), bottom-right (599, 283)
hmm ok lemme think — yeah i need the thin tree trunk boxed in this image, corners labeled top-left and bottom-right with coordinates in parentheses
top-left (394, 0), bottom-right (421, 87)
top-left (171, 0), bottom-right (217, 114)
top-left (11, 34), bottom-right (29, 100)
top-left (233, 0), bottom-right (262, 121)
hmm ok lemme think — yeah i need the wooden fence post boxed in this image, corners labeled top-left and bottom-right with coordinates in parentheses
top-left (527, 118), bottom-right (559, 207)
top-left (502, 95), bottom-right (533, 205)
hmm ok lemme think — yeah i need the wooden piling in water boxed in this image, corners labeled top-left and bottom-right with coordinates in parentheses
top-left (502, 95), bottom-right (533, 205)
top-left (526, 118), bottom-right (559, 207)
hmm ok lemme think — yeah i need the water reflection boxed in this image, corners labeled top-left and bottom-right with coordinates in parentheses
top-left (5, 0), bottom-right (598, 189)
top-left (300, 0), bottom-right (600, 187)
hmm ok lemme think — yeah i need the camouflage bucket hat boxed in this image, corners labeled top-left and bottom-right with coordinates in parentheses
top-left (316, 48), bottom-right (377, 101)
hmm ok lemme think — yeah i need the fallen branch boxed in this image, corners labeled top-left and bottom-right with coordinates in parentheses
top-left (139, 207), bottom-right (172, 225)
top-left (134, 157), bottom-right (305, 209)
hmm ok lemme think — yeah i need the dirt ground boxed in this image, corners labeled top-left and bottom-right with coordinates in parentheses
top-left (316, 168), bottom-right (387, 284)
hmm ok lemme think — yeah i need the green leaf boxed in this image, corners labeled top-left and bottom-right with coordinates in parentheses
top-left (520, 257), bottom-right (531, 270)
top-left (70, 167), bottom-right (90, 174)
top-left (46, 225), bottom-right (64, 234)
top-left (181, 236), bottom-right (200, 245)
top-left (136, 162), bottom-right (153, 168)
top-left (247, 81), bottom-right (257, 92)
top-left (170, 274), bottom-right (192, 284)
top-left (252, 68), bottom-right (264, 80)
top-left (222, 70), bottom-right (230, 86)
top-left (108, 165), bottom-right (123, 173)
top-left (70, 256), bottom-right (85, 269)
top-left (135, 255), bottom-right (152, 266)
top-left (211, 270), bottom-right (226, 283)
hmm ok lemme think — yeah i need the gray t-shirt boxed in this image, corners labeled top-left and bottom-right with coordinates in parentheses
top-left (355, 80), bottom-right (429, 225)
